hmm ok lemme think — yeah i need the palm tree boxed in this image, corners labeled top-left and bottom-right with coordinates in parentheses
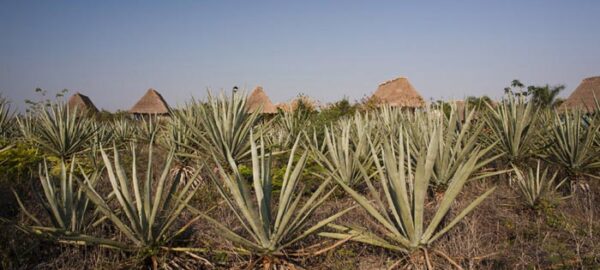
top-left (503, 79), bottom-right (565, 108)
top-left (527, 84), bottom-right (565, 108)
top-left (504, 79), bottom-right (526, 96)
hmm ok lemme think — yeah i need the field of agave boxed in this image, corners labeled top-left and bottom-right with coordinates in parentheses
top-left (0, 92), bottom-right (599, 269)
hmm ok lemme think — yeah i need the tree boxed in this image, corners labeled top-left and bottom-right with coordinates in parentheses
top-left (504, 79), bottom-right (527, 96)
top-left (526, 84), bottom-right (565, 108)
top-left (504, 79), bottom-right (565, 109)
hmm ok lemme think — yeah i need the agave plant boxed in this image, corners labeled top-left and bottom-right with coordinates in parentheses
top-left (90, 121), bottom-right (113, 147)
top-left (136, 115), bottom-right (162, 144)
top-left (512, 160), bottom-right (566, 208)
top-left (192, 135), bottom-right (352, 268)
top-left (276, 106), bottom-right (312, 146)
top-left (309, 115), bottom-right (373, 187)
top-left (482, 94), bottom-right (539, 165)
top-left (182, 91), bottom-right (260, 165)
top-left (403, 110), bottom-right (436, 153)
top-left (0, 97), bottom-right (16, 141)
top-left (373, 105), bottom-right (406, 138)
top-left (160, 111), bottom-right (203, 185)
top-left (321, 129), bottom-right (495, 267)
top-left (545, 110), bottom-right (600, 179)
top-left (111, 116), bottom-right (137, 144)
top-left (429, 106), bottom-right (502, 189)
top-left (262, 124), bottom-right (291, 151)
top-left (18, 104), bottom-right (96, 161)
top-left (78, 142), bottom-right (203, 264)
top-left (13, 158), bottom-right (99, 235)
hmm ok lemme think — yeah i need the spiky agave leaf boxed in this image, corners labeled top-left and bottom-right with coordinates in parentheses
top-left (171, 101), bottom-right (208, 160)
top-left (194, 134), bottom-right (352, 257)
top-left (512, 160), bottom-right (566, 207)
top-left (261, 123), bottom-right (291, 151)
top-left (0, 145), bottom-right (11, 153)
top-left (545, 109), bottom-right (600, 178)
top-left (18, 103), bottom-right (97, 161)
top-left (482, 94), bottom-right (539, 165)
top-left (275, 107), bottom-right (312, 147)
top-left (308, 115), bottom-right (374, 187)
top-left (160, 110), bottom-right (204, 186)
top-left (136, 115), bottom-right (162, 144)
top-left (322, 127), bottom-right (496, 252)
top-left (403, 108), bottom-right (436, 154)
top-left (111, 116), bottom-right (137, 144)
top-left (13, 157), bottom-right (99, 234)
top-left (182, 90), bottom-right (260, 165)
top-left (79, 141), bottom-right (202, 250)
top-left (373, 105), bottom-right (404, 137)
top-left (429, 105), bottom-right (503, 189)
top-left (164, 105), bottom-right (205, 163)
top-left (0, 97), bottom-right (16, 141)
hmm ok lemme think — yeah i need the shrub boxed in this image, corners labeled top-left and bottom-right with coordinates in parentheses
top-left (18, 104), bottom-right (96, 161)
top-left (512, 160), bottom-right (566, 208)
top-left (193, 135), bottom-right (352, 268)
top-left (322, 128), bottom-right (495, 267)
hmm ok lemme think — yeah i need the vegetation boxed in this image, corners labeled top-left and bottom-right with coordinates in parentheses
top-left (13, 158), bottom-right (98, 234)
top-left (191, 136), bottom-right (351, 268)
top-left (426, 106), bottom-right (501, 190)
top-left (0, 96), bottom-right (16, 142)
top-left (111, 116), bottom-right (137, 144)
top-left (483, 94), bottom-right (539, 165)
top-left (504, 79), bottom-right (565, 108)
top-left (1, 88), bottom-right (599, 269)
top-left (321, 129), bottom-right (496, 267)
top-left (182, 91), bottom-right (261, 165)
top-left (512, 160), bottom-right (566, 208)
top-left (308, 115), bottom-right (373, 187)
top-left (81, 142), bottom-right (203, 268)
top-left (18, 104), bottom-right (96, 161)
top-left (545, 110), bottom-right (600, 180)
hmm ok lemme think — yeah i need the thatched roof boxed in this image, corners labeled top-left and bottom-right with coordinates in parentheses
top-left (247, 86), bottom-right (277, 114)
top-left (448, 100), bottom-right (469, 121)
top-left (275, 102), bottom-right (290, 112)
top-left (275, 96), bottom-right (319, 112)
top-left (129, 89), bottom-right (171, 115)
top-left (291, 96), bottom-right (318, 111)
top-left (561, 76), bottom-right (600, 112)
top-left (67, 92), bottom-right (98, 113)
top-left (453, 100), bottom-right (465, 115)
top-left (372, 77), bottom-right (425, 108)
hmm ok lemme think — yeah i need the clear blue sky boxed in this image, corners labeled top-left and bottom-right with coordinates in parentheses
top-left (1, 0), bottom-right (599, 111)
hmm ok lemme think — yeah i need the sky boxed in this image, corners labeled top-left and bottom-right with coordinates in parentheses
top-left (1, 0), bottom-right (599, 111)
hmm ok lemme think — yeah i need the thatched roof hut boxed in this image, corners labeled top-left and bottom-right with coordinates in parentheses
top-left (372, 77), bottom-right (425, 108)
top-left (452, 100), bottom-right (466, 120)
top-left (247, 86), bottom-right (277, 114)
top-left (67, 92), bottom-right (99, 113)
top-left (275, 96), bottom-right (319, 112)
top-left (129, 89), bottom-right (171, 115)
top-left (561, 76), bottom-right (600, 112)
top-left (275, 102), bottom-right (290, 112)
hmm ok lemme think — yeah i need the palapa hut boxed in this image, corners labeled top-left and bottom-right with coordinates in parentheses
top-left (450, 100), bottom-right (467, 121)
top-left (275, 95), bottom-right (319, 112)
top-left (560, 76), bottom-right (600, 112)
top-left (372, 77), bottom-right (425, 108)
top-left (275, 102), bottom-right (290, 112)
top-left (129, 88), bottom-right (171, 116)
top-left (246, 86), bottom-right (277, 114)
top-left (67, 92), bottom-right (99, 113)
